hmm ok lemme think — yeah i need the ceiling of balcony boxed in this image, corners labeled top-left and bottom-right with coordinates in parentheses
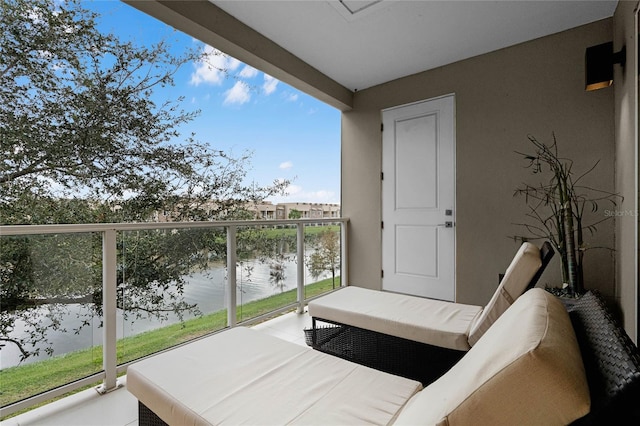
top-left (212, 0), bottom-right (618, 92)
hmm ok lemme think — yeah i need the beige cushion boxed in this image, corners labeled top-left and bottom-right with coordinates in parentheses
top-left (393, 288), bottom-right (590, 426)
top-left (308, 286), bottom-right (482, 351)
top-left (467, 242), bottom-right (542, 346)
top-left (127, 327), bottom-right (422, 425)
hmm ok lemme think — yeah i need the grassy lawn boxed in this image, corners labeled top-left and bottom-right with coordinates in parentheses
top-left (0, 277), bottom-right (339, 410)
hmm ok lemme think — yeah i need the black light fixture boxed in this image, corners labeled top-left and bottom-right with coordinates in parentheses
top-left (585, 41), bottom-right (626, 91)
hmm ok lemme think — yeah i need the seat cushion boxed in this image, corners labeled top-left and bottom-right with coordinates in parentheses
top-left (393, 288), bottom-right (590, 426)
top-left (467, 242), bottom-right (542, 346)
top-left (127, 327), bottom-right (422, 425)
top-left (309, 286), bottom-right (482, 351)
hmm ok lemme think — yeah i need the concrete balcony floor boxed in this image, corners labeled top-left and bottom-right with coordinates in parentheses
top-left (2, 310), bottom-right (313, 426)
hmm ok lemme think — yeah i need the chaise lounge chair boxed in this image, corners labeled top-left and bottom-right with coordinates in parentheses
top-left (127, 288), bottom-right (635, 426)
top-left (306, 241), bottom-right (554, 384)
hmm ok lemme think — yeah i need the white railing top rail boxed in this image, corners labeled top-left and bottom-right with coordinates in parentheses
top-left (0, 217), bottom-right (349, 236)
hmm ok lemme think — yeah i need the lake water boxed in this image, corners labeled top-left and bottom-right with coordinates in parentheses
top-left (0, 256), bottom-right (335, 369)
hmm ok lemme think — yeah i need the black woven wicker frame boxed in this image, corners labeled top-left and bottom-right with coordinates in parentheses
top-left (139, 401), bottom-right (168, 426)
top-left (305, 317), bottom-right (465, 386)
top-left (564, 291), bottom-right (640, 425)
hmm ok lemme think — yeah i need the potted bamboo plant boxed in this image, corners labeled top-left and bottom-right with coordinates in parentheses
top-left (513, 134), bottom-right (620, 296)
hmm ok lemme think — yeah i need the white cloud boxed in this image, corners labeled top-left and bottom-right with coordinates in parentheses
top-left (279, 161), bottom-right (293, 170)
top-left (305, 190), bottom-right (336, 203)
top-left (269, 183), bottom-right (338, 204)
top-left (190, 45), bottom-right (241, 86)
top-left (239, 65), bottom-right (258, 78)
top-left (285, 184), bottom-right (303, 196)
top-left (263, 75), bottom-right (278, 95)
top-left (223, 81), bottom-right (251, 105)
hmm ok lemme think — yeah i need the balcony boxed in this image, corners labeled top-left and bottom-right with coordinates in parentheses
top-left (1, 0), bottom-right (638, 423)
top-left (0, 218), bottom-right (347, 420)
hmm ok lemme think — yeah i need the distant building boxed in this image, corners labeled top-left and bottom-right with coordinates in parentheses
top-left (153, 201), bottom-right (340, 222)
top-left (248, 201), bottom-right (277, 220)
top-left (275, 202), bottom-right (341, 220)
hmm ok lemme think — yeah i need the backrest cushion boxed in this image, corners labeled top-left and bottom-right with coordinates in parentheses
top-left (467, 242), bottom-right (542, 346)
top-left (393, 289), bottom-right (590, 426)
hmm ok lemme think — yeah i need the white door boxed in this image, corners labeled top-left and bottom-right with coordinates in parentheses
top-left (382, 95), bottom-right (456, 301)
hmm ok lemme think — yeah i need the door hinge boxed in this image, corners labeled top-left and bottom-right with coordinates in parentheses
top-left (381, 172), bottom-right (384, 180)
top-left (381, 123), bottom-right (384, 132)
top-left (381, 270), bottom-right (384, 278)
top-left (381, 221), bottom-right (384, 229)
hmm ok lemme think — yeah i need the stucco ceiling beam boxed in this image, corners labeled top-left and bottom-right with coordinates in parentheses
top-left (124, 0), bottom-right (353, 111)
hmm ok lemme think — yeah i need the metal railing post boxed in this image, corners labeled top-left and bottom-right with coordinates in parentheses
top-left (98, 229), bottom-right (119, 393)
top-left (341, 221), bottom-right (348, 287)
top-left (227, 225), bottom-right (237, 327)
top-left (296, 223), bottom-right (305, 313)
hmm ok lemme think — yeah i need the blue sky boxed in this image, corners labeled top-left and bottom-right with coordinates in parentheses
top-left (87, 1), bottom-right (341, 204)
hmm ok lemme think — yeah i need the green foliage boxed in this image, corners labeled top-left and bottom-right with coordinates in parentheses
top-left (308, 229), bottom-right (340, 289)
top-left (0, 0), bottom-right (287, 219)
top-left (0, 233), bottom-right (101, 360)
top-left (513, 134), bottom-right (620, 295)
top-left (288, 209), bottom-right (302, 219)
top-left (0, 0), bottom-right (290, 360)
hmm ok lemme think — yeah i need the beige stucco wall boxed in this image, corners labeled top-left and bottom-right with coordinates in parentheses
top-left (613, 0), bottom-right (639, 343)
top-left (343, 19), bottom-right (616, 306)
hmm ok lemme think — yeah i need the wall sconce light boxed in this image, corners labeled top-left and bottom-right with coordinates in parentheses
top-left (585, 41), bottom-right (626, 91)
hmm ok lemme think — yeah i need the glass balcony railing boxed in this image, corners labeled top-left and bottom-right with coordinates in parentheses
top-left (0, 218), bottom-right (347, 418)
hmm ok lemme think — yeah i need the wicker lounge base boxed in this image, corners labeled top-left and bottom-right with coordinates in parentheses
top-left (139, 402), bottom-right (168, 426)
top-left (304, 319), bottom-right (465, 386)
top-left (563, 291), bottom-right (640, 425)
